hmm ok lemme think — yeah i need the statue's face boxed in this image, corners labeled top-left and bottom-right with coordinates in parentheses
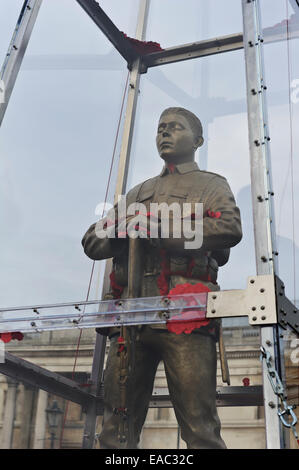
top-left (156, 112), bottom-right (199, 164)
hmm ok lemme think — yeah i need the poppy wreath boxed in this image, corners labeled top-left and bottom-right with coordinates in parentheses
top-left (0, 332), bottom-right (24, 343)
top-left (166, 282), bottom-right (211, 335)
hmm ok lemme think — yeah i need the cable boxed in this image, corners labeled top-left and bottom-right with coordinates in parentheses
top-left (58, 71), bottom-right (130, 448)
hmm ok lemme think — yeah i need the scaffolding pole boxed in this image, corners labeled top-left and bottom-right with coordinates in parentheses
top-left (0, 0), bottom-right (43, 126)
top-left (242, 0), bottom-right (285, 449)
top-left (81, 0), bottom-right (150, 449)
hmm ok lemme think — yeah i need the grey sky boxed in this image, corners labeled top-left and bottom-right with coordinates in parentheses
top-left (0, 0), bottom-right (298, 310)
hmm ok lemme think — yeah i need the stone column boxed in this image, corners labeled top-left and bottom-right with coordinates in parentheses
top-left (19, 384), bottom-right (35, 449)
top-left (33, 390), bottom-right (48, 449)
top-left (0, 377), bottom-right (18, 449)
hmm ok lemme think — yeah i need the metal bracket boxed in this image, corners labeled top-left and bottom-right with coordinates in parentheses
top-left (207, 275), bottom-right (277, 325)
top-left (275, 276), bottom-right (299, 335)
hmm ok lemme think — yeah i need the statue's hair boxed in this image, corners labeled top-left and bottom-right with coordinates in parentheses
top-left (159, 107), bottom-right (203, 140)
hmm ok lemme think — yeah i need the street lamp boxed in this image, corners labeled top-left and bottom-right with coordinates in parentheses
top-left (46, 400), bottom-right (63, 449)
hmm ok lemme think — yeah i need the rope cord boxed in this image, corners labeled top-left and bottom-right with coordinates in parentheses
top-left (58, 71), bottom-right (130, 448)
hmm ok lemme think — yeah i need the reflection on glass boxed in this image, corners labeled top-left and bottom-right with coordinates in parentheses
top-left (0, 0), bottom-right (133, 307)
top-left (146, 0), bottom-right (243, 48)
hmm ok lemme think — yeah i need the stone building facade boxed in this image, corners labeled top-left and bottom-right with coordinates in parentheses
top-left (0, 325), bottom-right (298, 449)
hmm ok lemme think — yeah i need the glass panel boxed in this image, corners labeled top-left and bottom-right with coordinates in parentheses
top-left (0, 0), bottom-right (134, 307)
top-left (141, 326), bottom-right (264, 449)
top-left (128, 50), bottom-right (256, 296)
top-left (146, 0), bottom-right (243, 49)
top-left (99, 0), bottom-right (140, 38)
top-left (260, 1), bottom-right (299, 447)
top-left (125, 50), bottom-right (265, 448)
top-left (0, 0), bottom-right (24, 66)
top-left (260, 0), bottom-right (299, 305)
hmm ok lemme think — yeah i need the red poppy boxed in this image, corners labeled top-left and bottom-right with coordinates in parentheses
top-left (166, 283), bottom-right (210, 334)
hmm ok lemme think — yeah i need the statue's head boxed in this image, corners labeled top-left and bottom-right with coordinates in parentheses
top-left (156, 107), bottom-right (204, 164)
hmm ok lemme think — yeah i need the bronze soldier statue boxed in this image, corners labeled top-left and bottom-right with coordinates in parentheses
top-left (82, 107), bottom-right (242, 449)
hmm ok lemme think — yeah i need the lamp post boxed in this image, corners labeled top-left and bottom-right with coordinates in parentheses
top-left (45, 400), bottom-right (63, 449)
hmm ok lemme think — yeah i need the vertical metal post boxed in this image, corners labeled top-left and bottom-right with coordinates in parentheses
top-left (242, 0), bottom-right (284, 449)
top-left (82, 0), bottom-right (150, 449)
top-left (0, 0), bottom-right (43, 126)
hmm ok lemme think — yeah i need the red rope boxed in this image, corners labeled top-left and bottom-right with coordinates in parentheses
top-left (58, 72), bottom-right (130, 448)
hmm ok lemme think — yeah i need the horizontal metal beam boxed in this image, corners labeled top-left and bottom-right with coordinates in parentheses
top-left (140, 22), bottom-right (299, 72)
top-left (75, 0), bottom-right (138, 66)
top-left (149, 386), bottom-right (263, 408)
top-left (0, 352), bottom-right (98, 412)
top-left (0, 352), bottom-right (263, 412)
top-left (141, 33), bottom-right (243, 72)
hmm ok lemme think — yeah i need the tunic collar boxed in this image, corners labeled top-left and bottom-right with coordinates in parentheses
top-left (159, 161), bottom-right (200, 177)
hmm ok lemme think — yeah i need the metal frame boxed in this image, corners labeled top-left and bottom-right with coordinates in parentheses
top-left (0, 0), bottom-right (43, 126)
top-left (82, 0), bottom-right (150, 449)
top-left (0, 0), bottom-right (298, 450)
top-left (241, 0), bottom-right (286, 449)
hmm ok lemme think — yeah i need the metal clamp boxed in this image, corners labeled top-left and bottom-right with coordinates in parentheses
top-left (207, 275), bottom-right (277, 325)
top-left (260, 346), bottom-right (298, 442)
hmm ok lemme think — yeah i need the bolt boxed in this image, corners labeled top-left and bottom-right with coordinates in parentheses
top-left (211, 309), bottom-right (216, 314)
top-left (257, 195), bottom-right (264, 202)
top-left (31, 322), bottom-right (36, 327)
top-left (250, 279), bottom-right (255, 284)
top-left (252, 316), bottom-right (257, 321)
top-left (260, 288), bottom-right (265, 293)
top-left (251, 89), bottom-right (257, 95)
top-left (266, 340), bottom-right (272, 346)
top-left (268, 401), bottom-right (276, 409)
top-left (261, 306), bottom-right (265, 310)
top-left (261, 316), bottom-right (266, 320)
top-left (212, 295), bottom-right (217, 299)
top-left (254, 140), bottom-right (260, 146)
top-left (252, 307), bottom-right (256, 311)
top-left (261, 256), bottom-right (267, 262)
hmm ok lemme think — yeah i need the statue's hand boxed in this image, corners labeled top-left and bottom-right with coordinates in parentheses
top-left (116, 212), bottom-right (160, 242)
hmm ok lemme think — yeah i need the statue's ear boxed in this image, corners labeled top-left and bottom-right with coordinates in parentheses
top-left (195, 136), bottom-right (204, 149)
